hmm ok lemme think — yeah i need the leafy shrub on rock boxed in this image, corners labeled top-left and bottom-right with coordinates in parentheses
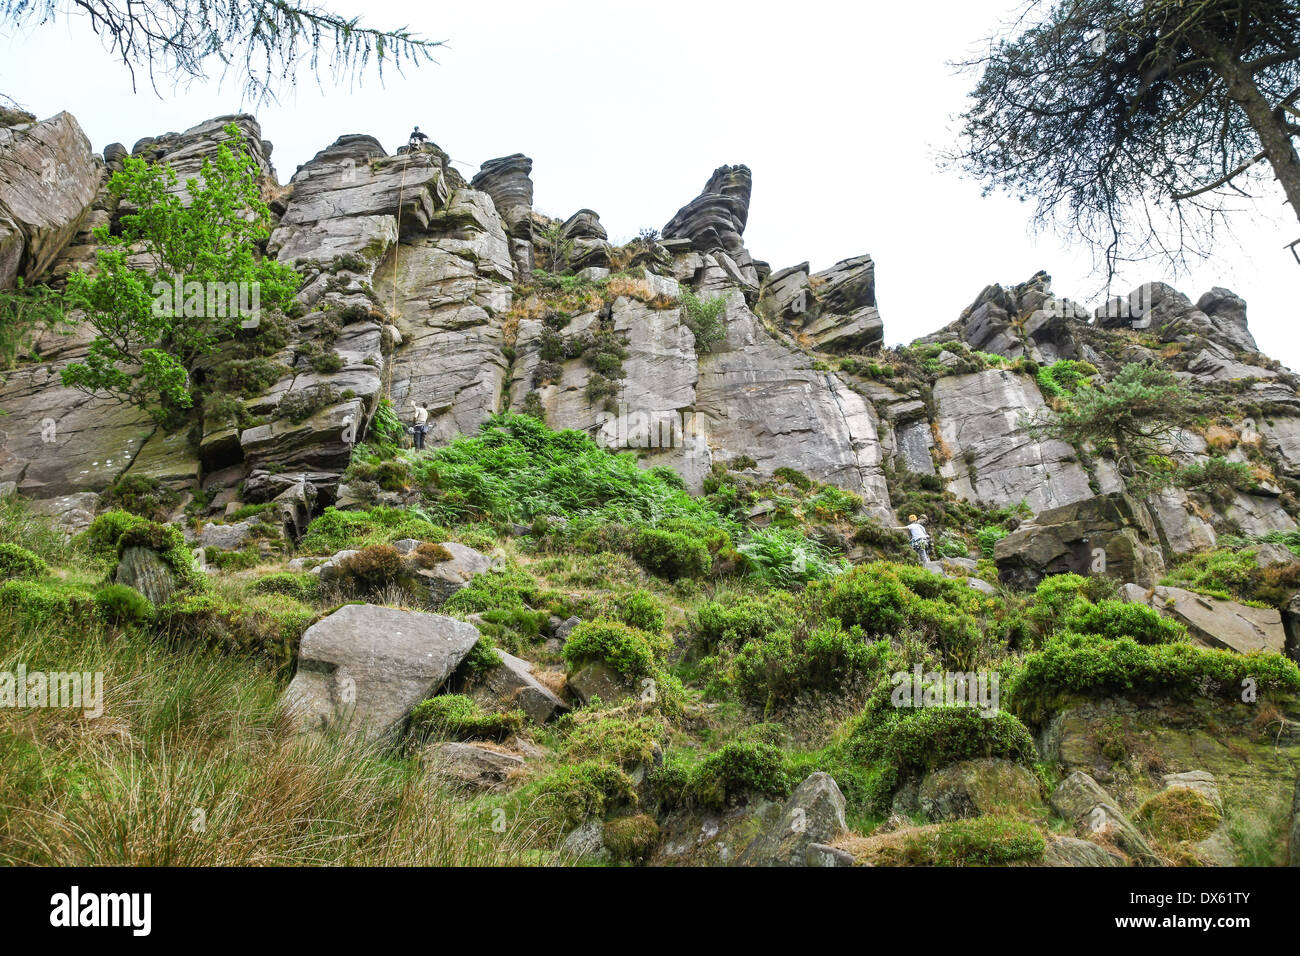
top-left (1062, 598), bottom-right (1187, 645)
top-left (409, 694), bottom-right (523, 742)
top-left (80, 510), bottom-right (201, 589)
top-left (156, 591), bottom-right (315, 670)
top-left (602, 814), bottom-right (660, 862)
top-left (0, 579), bottom-right (94, 626)
top-left (684, 740), bottom-right (793, 809)
top-left (92, 584), bottom-right (154, 626)
top-left (334, 544), bottom-right (404, 594)
top-left (563, 619), bottom-right (670, 680)
top-left (1006, 632), bottom-right (1300, 722)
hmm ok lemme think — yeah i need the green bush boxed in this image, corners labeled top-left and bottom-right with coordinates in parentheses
top-left (732, 621), bottom-right (890, 708)
top-left (513, 760), bottom-right (638, 830)
top-left (1025, 573), bottom-right (1114, 639)
top-left (1036, 359), bottom-right (1097, 399)
top-left (206, 547), bottom-right (260, 571)
top-left (602, 814), bottom-right (660, 862)
top-left (816, 562), bottom-right (1005, 669)
top-left (92, 584), bottom-right (154, 626)
top-left (1007, 632), bottom-right (1300, 721)
top-left (459, 635), bottom-right (503, 676)
top-left (679, 289), bottom-right (727, 352)
top-left (883, 817), bottom-right (1045, 866)
top-left (687, 741), bottom-right (793, 808)
top-left (558, 714), bottom-right (664, 768)
top-left (0, 579), bottom-right (94, 626)
top-left (633, 527), bottom-right (710, 580)
top-left (1135, 788), bottom-right (1220, 843)
top-left (563, 619), bottom-right (669, 680)
top-left (100, 474), bottom-right (181, 521)
top-left (0, 543), bottom-right (47, 580)
top-left (694, 592), bottom-right (800, 651)
top-left (409, 694), bottom-right (523, 741)
top-left (298, 507), bottom-right (448, 554)
top-left (610, 589), bottom-right (664, 634)
top-left (737, 526), bottom-right (843, 586)
top-left (1062, 598), bottom-right (1187, 645)
top-left (156, 591), bottom-right (315, 670)
top-left (853, 706), bottom-right (1037, 782)
top-left (79, 510), bottom-right (201, 589)
top-left (1177, 456), bottom-right (1257, 502)
top-left (975, 525), bottom-right (1007, 559)
top-left (251, 571), bottom-right (318, 601)
top-left (1160, 548), bottom-right (1260, 602)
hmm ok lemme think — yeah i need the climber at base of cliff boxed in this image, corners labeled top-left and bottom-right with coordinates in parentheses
top-left (410, 400), bottom-right (429, 450)
top-left (905, 514), bottom-right (931, 563)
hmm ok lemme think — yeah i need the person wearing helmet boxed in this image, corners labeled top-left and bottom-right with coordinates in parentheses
top-left (905, 514), bottom-right (931, 563)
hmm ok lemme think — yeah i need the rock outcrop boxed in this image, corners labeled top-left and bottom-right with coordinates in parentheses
top-left (933, 369), bottom-right (1093, 512)
top-left (0, 110), bottom-right (101, 289)
top-left (995, 493), bottom-right (1166, 589)
top-left (2, 109), bottom-right (1300, 679)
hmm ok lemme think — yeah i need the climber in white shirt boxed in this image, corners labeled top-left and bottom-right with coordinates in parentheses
top-left (411, 400), bottom-right (429, 450)
top-left (905, 514), bottom-right (931, 563)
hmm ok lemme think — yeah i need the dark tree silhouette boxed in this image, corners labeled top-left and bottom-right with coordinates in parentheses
top-left (951, 0), bottom-right (1300, 275)
top-left (1, 0), bottom-right (442, 103)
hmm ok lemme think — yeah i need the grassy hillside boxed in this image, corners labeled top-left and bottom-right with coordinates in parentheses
top-left (3, 415), bottom-right (1299, 866)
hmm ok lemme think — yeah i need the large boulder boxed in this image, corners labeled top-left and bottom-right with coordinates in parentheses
top-left (0, 111), bottom-right (101, 288)
top-left (1043, 835), bottom-right (1126, 866)
top-left (114, 545), bottom-right (179, 606)
top-left (470, 153), bottom-right (534, 275)
top-left (760, 255), bottom-right (884, 353)
top-left (917, 758), bottom-right (1043, 822)
top-left (25, 492), bottom-right (100, 537)
top-left (567, 660), bottom-right (634, 707)
top-left (994, 492), bottom-right (1165, 590)
top-left (737, 772), bottom-right (848, 867)
top-left (1121, 583), bottom-right (1287, 656)
top-left (463, 649), bottom-right (568, 723)
top-left (1051, 771), bottom-right (1159, 864)
top-left (284, 604), bottom-right (479, 742)
top-left (422, 741), bottom-right (525, 792)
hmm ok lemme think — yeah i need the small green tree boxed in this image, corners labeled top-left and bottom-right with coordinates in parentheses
top-left (680, 289), bottom-right (727, 352)
top-left (1029, 362), bottom-right (1196, 495)
top-left (0, 278), bottom-right (72, 370)
top-left (61, 123), bottom-right (300, 422)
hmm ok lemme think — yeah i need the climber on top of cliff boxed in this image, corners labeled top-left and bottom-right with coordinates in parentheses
top-left (408, 126), bottom-right (428, 151)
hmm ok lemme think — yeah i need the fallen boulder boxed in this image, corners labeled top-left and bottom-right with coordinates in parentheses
top-left (1121, 583), bottom-right (1286, 655)
top-left (917, 758), bottom-right (1043, 822)
top-left (422, 741), bottom-right (525, 792)
top-left (284, 603), bottom-right (479, 742)
top-left (1050, 771), bottom-right (1159, 865)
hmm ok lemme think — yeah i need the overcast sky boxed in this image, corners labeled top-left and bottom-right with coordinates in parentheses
top-left (3, 0), bottom-right (1297, 366)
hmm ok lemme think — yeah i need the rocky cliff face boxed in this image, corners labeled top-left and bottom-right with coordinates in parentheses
top-left (2, 109), bottom-right (1299, 562)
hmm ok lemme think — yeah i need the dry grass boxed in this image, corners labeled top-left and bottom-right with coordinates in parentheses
top-left (0, 610), bottom-right (556, 866)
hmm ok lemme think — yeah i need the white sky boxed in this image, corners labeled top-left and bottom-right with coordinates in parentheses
top-left (3, 0), bottom-right (1297, 366)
